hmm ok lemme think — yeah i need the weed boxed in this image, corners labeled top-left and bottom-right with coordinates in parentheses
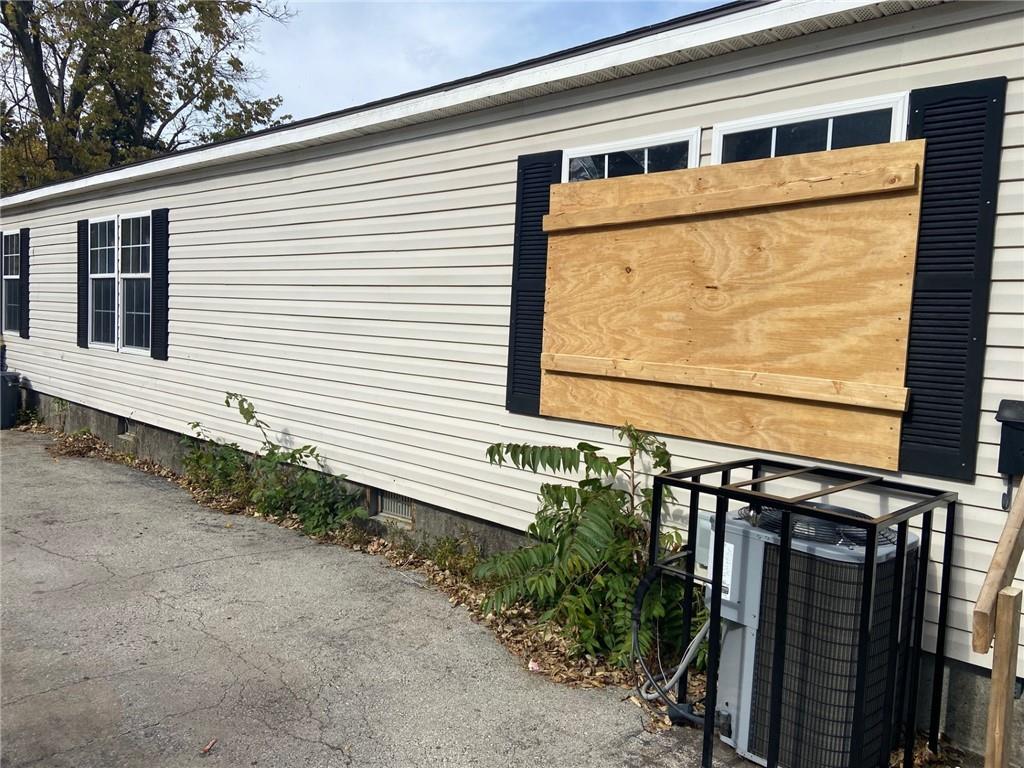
top-left (53, 397), bottom-right (69, 432)
top-left (14, 408), bottom-right (39, 426)
top-left (182, 393), bottom-right (366, 536)
top-left (474, 425), bottom-right (697, 667)
top-left (427, 535), bottom-right (481, 580)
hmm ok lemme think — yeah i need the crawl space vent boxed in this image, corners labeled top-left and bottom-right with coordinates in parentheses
top-left (377, 490), bottom-right (415, 522)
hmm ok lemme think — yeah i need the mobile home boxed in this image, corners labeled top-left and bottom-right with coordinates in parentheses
top-left (1, 0), bottom-right (1021, 757)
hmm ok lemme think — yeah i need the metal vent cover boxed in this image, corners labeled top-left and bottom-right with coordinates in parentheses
top-left (377, 490), bottom-right (415, 522)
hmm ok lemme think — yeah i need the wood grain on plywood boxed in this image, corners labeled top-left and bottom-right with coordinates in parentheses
top-left (539, 141), bottom-right (926, 468)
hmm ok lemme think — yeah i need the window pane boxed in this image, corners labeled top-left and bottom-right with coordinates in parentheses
top-left (121, 245), bottom-right (150, 274)
top-left (91, 277), bottom-right (115, 344)
top-left (122, 277), bottom-right (150, 349)
top-left (3, 234), bottom-right (21, 276)
top-left (831, 108), bottom-right (893, 150)
top-left (3, 279), bottom-right (20, 332)
top-left (96, 248), bottom-right (114, 273)
top-left (775, 118), bottom-right (829, 157)
top-left (607, 148), bottom-right (645, 178)
top-left (90, 220), bottom-right (115, 274)
top-left (120, 216), bottom-right (151, 274)
top-left (722, 127), bottom-right (773, 163)
top-left (647, 141), bottom-right (688, 173)
top-left (568, 155), bottom-right (603, 182)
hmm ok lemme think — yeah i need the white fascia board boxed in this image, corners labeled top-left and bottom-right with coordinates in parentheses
top-left (1, 0), bottom-right (889, 210)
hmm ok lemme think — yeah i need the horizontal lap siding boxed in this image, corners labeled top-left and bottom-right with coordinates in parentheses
top-left (2, 2), bottom-right (1022, 669)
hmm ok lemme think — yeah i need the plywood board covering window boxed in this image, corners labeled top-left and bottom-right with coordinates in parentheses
top-left (539, 141), bottom-right (926, 470)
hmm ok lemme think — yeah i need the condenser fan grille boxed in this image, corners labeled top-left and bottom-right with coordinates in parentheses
top-left (742, 505), bottom-right (899, 547)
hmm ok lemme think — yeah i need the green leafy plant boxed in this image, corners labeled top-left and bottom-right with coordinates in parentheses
top-left (182, 421), bottom-right (253, 499)
top-left (423, 534), bottom-right (481, 581)
top-left (15, 407), bottom-right (39, 426)
top-left (53, 397), bottom-right (69, 432)
top-left (182, 394), bottom-right (365, 536)
top-left (473, 425), bottom-right (692, 665)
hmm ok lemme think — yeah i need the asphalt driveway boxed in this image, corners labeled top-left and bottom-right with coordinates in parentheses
top-left (0, 430), bottom-right (737, 768)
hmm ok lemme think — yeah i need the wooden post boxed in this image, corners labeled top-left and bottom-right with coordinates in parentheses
top-left (985, 586), bottom-right (1022, 768)
top-left (974, 488), bottom-right (1024, 653)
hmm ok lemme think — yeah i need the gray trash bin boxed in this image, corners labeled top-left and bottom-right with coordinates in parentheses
top-left (1, 371), bottom-right (21, 429)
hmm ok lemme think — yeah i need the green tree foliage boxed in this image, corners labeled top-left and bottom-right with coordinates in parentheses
top-left (474, 425), bottom-right (695, 666)
top-left (1, 0), bottom-right (292, 194)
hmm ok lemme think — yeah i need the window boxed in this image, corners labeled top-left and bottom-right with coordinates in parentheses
top-left (2, 232), bottom-right (20, 333)
top-left (120, 215), bottom-right (151, 350)
top-left (711, 93), bottom-right (908, 164)
top-left (563, 129), bottom-right (702, 183)
top-left (88, 214), bottom-right (151, 351)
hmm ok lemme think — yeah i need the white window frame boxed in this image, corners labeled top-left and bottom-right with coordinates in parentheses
top-left (2, 232), bottom-right (21, 334)
top-left (561, 127), bottom-right (702, 183)
top-left (709, 92), bottom-right (909, 165)
top-left (87, 212), bottom-right (152, 354)
top-left (118, 211), bottom-right (152, 354)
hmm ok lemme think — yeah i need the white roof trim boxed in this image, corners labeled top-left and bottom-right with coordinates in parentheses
top-left (1, 0), bottom-right (929, 209)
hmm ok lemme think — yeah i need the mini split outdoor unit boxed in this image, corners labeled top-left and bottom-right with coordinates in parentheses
top-left (697, 506), bottom-right (919, 768)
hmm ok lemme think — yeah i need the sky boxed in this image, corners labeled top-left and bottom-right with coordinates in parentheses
top-left (250, 1), bottom-right (720, 122)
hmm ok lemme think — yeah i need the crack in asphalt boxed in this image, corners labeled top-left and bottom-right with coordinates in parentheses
top-left (3, 525), bottom-right (315, 591)
top-left (4, 529), bottom-right (119, 580)
top-left (1, 661), bottom-right (176, 708)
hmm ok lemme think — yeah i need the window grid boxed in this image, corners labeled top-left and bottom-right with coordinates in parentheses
top-left (571, 141), bottom-right (689, 182)
top-left (744, 115), bottom-right (870, 161)
top-left (562, 128), bottom-right (702, 184)
top-left (2, 232), bottom-right (20, 333)
top-left (120, 215), bottom-right (151, 350)
top-left (88, 214), bottom-right (151, 352)
top-left (711, 93), bottom-right (908, 165)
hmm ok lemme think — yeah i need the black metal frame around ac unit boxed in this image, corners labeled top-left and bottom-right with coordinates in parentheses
top-left (646, 458), bottom-right (957, 768)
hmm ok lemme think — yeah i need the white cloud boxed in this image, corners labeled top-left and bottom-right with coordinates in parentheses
top-left (249, 1), bottom-right (716, 121)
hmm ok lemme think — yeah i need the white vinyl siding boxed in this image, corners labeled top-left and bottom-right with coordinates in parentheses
top-left (1, 1), bottom-right (1021, 672)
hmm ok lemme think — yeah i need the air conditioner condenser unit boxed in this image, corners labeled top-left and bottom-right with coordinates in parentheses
top-left (698, 507), bottom-right (919, 768)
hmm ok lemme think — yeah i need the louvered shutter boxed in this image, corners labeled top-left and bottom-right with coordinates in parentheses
top-left (76, 220), bottom-right (89, 348)
top-left (18, 228), bottom-right (29, 338)
top-left (505, 151), bottom-right (562, 415)
top-left (150, 208), bottom-right (169, 360)
top-left (899, 77), bottom-right (1007, 480)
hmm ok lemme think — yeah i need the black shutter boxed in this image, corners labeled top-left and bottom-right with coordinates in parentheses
top-left (900, 77), bottom-right (1007, 480)
top-left (18, 227), bottom-right (29, 338)
top-left (150, 208), bottom-right (169, 360)
top-left (505, 150), bottom-right (562, 415)
top-left (76, 220), bottom-right (89, 348)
